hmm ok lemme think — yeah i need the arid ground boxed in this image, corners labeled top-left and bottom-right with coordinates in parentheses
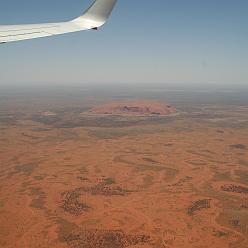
top-left (0, 86), bottom-right (247, 248)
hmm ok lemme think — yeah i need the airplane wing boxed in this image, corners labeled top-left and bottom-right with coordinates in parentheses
top-left (0, 0), bottom-right (117, 44)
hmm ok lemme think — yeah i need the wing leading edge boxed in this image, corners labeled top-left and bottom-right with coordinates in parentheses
top-left (0, 0), bottom-right (117, 43)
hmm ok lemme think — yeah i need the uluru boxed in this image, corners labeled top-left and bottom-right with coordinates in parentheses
top-left (89, 100), bottom-right (176, 116)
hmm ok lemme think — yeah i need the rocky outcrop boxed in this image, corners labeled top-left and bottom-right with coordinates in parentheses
top-left (90, 100), bottom-right (176, 116)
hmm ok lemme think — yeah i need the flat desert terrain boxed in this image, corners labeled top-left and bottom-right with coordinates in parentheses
top-left (0, 87), bottom-right (247, 248)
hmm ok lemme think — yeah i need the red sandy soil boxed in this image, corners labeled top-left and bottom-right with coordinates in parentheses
top-left (0, 103), bottom-right (248, 248)
top-left (89, 100), bottom-right (176, 116)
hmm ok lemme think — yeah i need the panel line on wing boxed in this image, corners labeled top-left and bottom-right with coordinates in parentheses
top-left (0, 31), bottom-right (44, 38)
top-left (0, 25), bottom-right (60, 33)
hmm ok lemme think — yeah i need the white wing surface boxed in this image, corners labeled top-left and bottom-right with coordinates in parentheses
top-left (0, 0), bottom-right (117, 44)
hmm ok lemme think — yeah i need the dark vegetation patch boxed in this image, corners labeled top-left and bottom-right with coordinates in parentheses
top-left (213, 171), bottom-right (232, 181)
top-left (0, 114), bottom-right (20, 125)
top-left (171, 176), bottom-right (193, 187)
top-left (143, 158), bottom-right (157, 163)
top-left (32, 128), bottom-right (51, 132)
top-left (13, 163), bottom-right (39, 176)
top-left (31, 109), bottom-right (176, 129)
top-left (82, 178), bottom-right (128, 196)
top-left (29, 187), bottom-right (46, 210)
top-left (217, 209), bottom-right (248, 235)
top-left (56, 117), bottom-right (125, 129)
top-left (240, 204), bottom-right (248, 210)
top-left (60, 116), bottom-right (175, 129)
top-left (89, 129), bottom-right (133, 139)
top-left (32, 114), bottom-right (61, 125)
top-left (213, 230), bottom-right (229, 237)
top-left (174, 126), bottom-right (194, 132)
top-left (56, 106), bottom-right (91, 115)
top-left (116, 155), bottom-right (171, 173)
top-left (216, 130), bottom-right (224, 133)
top-left (57, 218), bottom-right (78, 243)
top-left (201, 149), bottom-right (216, 155)
top-left (230, 144), bottom-right (247, 150)
top-left (186, 160), bottom-right (207, 166)
top-left (61, 179), bottom-right (129, 214)
top-left (221, 184), bottom-right (248, 194)
top-left (64, 229), bottom-right (152, 248)
top-left (21, 133), bottom-right (40, 140)
top-left (186, 150), bottom-right (213, 159)
top-left (33, 175), bottom-right (46, 181)
top-left (103, 177), bottom-right (116, 185)
top-left (44, 130), bottom-right (79, 142)
top-left (235, 170), bottom-right (248, 184)
top-left (136, 164), bottom-right (166, 172)
top-left (142, 175), bottom-right (154, 188)
top-left (229, 219), bottom-right (241, 227)
top-left (88, 127), bottom-right (162, 139)
top-left (77, 176), bottom-right (89, 182)
top-left (114, 155), bottom-right (136, 166)
top-left (187, 199), bottom-right (211, 216)
top-left (165, 143), bottom-right (173, 147)
top-left (19, 181), bottom-right (32, 192)
top-left (61, 189), bottom-right (91, 216)
top-left (163, 168), bottom-right (179, 181)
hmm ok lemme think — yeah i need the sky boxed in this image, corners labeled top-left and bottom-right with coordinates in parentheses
top-left (0, 0), bottom-right (248, 88)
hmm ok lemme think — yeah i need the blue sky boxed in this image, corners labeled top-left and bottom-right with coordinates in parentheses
top-left (0, 0), bottom-right (247, 87)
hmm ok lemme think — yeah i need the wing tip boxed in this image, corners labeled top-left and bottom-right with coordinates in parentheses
top-left (72, 0), bottom-right (117, 28)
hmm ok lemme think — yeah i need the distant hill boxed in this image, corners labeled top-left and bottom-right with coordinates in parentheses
top-left (89, 100), bottom-right (176, 116)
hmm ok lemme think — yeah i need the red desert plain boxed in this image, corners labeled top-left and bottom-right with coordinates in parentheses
top-left (0, 97), bottom-right (247, 248)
